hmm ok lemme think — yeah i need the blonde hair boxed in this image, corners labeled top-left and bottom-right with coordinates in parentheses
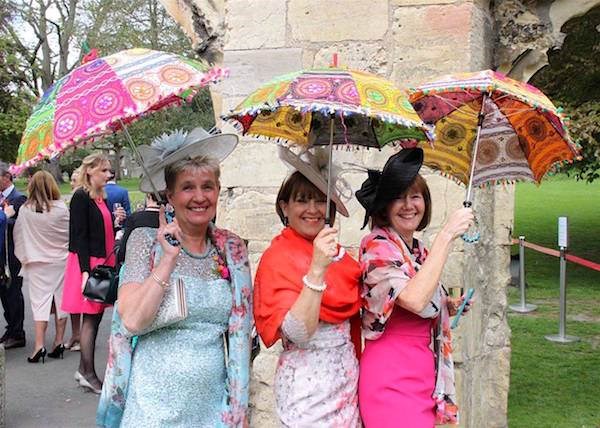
top-left (25, 171), bottom-right (61, 213)
top-left (78, 153), bottom-right (110, 199)
top-left (71, 165), bottom-right (81, 190)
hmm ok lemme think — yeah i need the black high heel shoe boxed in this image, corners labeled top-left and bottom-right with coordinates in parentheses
top-left (27, 347), bottom-right (47, 364)
top-left (47, 344), bottom-right (65, 359)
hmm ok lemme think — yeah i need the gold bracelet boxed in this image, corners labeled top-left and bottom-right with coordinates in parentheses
top-left (150, 271), bottom-right (170, 289)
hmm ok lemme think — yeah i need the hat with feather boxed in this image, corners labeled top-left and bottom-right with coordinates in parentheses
top-left (138, 127), bottom-right (238, 193)
top-left (278, 146), bottom-right (351, 217)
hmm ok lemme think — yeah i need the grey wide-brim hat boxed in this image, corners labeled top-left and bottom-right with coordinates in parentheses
top-left (278, 146), bottom-right (350, 217)
top-left (138, 127), bottom-right (238, 193)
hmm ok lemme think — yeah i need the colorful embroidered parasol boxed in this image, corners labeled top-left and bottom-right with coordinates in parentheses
top-left (11, 48), bottom-right (227, 175)
top-left (225, 68), bottom-right (431, 149)
top-left (408, 69), bottom-right (581, 242)
top-left (408, 69), bottom-right (580, 192)
top-left (224, 67), bottom-right (432, 224)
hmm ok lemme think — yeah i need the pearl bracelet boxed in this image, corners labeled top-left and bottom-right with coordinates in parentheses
top-left (302, 275), bottom-right (327, 292)
top-left (150, 271), bottom-right (170, 289)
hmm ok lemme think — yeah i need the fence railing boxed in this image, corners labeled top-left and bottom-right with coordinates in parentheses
top-left (509, 217), bottom-right (600, 344)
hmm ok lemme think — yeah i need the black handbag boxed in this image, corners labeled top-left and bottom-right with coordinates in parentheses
top-left (83, 242), bottom-right (120, 304)
top-left (83, 264), bottom-right (119, 304)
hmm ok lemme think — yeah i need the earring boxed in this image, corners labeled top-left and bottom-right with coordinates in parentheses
top-left (284, 216), bottom-right (289, 226)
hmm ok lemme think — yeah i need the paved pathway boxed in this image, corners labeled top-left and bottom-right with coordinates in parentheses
top-left (3, 286), bottom-right (112, 428)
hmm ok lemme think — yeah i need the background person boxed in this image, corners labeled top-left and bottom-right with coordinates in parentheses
top-left (253, 147), bottom-right (362, 427)
top-left (70, 167), bottom-right (81, 191)
top-left (61, 153), bottom-right (124, 393)
top-left (97, 128), bottom-right (252, 427)
top-left (105, 168), bottom-right (131, 216)
top-left (355, 148), bottom-right (474, 427)
top-left (0, 161), bottom-right (28, 349)
top-left (14, 171), bottom-right (70, 363)
top-left (65, 165), bottom-right (83, 351)
top-left (115, 191), bottom-right (163, 267)
top-left (0, 210), bottom-right (6, 296)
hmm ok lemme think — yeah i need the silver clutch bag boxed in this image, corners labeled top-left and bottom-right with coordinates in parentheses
top-left (137, 277), bottom-right (188, 336)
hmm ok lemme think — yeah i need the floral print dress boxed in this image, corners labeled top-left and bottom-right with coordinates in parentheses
top-left (275, 313), bottom-right (361, 427)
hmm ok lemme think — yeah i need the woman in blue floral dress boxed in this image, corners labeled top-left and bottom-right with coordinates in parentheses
top-left (96, 128), bottom-right (252, 427)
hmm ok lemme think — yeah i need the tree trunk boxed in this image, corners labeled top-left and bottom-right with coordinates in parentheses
top-left (43, 158), bottom-right (63, 183)
top-left (112, 144), bottom-right (123, 181)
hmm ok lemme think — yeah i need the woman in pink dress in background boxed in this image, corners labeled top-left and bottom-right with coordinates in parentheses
top-left (355, 148), bottom-right (474, 427)
top-left (62, 153), bottom-right (125, 394)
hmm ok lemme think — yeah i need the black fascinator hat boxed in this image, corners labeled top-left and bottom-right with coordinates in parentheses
top-left (355, 148), bottom-right (424, 228)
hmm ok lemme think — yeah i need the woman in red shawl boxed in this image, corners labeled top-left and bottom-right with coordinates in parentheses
top-left (254, 147), bottom-right (362, 427)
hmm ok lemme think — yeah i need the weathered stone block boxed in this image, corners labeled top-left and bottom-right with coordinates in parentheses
top-left (441, 250), bottom-right (466, 289)
top-left (463, 347), bottom-right (511, 427)
top-left (392, 0), bottom-right (457, 4)
top-left (220, 141), bottom-right (289, 188)
top-left (249, 341), bottom-right (280, 427)
top-left (393, 3), bottom-right (472, 38)
top-left (218, 188), bottom-right (282, 241)
top-left (225, 0), bottom-right (286, 49)
top-left (289, 0), bottom-right (388, 41)
top-left (218, 96), bottom-right (246, 117)
top-left (391, 3), bottom-right (475, 85)
top-left (219, 48), bottom-right (303, 97)
top-left (252, 341), bottom-right (281, 386)
top-left (314, 43), bottom-right (389, 75)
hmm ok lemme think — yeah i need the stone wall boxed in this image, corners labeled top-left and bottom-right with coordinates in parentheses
top-left (162, 0), bottom-right (513, 427)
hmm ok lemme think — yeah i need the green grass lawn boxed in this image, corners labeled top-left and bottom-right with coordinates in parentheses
top-left (509, 176), bottom-right (600, 427)
top-left (14, 177), bottom-right (146, 208)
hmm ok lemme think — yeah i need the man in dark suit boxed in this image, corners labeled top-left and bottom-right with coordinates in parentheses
top-left (0, 210), bottom-right (7, 286)
top-left (0, 162), bottom-right (27, 348)
top-left (104, 169), bottom-right (131, 216)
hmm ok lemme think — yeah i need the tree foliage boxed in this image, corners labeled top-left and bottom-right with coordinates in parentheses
top-left (0, 5), bottom-right (33, 162)
top-left (81, 0), bottom-right (193, 54)
top-left (531, 5), bottom-right (600, 182)
top-left (0, 0), bottom-right (214, 177)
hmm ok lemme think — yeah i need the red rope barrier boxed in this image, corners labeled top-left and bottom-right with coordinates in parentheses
top-left (511, 238), bottom-right (600, 272)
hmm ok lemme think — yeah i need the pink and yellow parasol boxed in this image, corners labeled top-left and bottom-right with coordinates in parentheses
top-left (11, 48), bottom-right (227, 175)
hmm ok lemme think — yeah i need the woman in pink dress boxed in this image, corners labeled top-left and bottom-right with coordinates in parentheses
top-left (355, 148), bottom-right (474, 427)
top-left (62, 153), bottom-right (125, 393)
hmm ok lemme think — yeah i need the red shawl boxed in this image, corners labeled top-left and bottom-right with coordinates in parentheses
top-left (254, 227), bottom-right (362, 353)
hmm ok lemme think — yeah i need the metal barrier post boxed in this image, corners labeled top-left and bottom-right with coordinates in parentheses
top-left (509, 236), bottom-right (537, 313)
top-left (546, 217), bottom-right (579, 343)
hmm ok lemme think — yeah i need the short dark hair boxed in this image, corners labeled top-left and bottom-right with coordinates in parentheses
top-left (147, 190), bottom-right (167, 203)
top-left (0, 162), bottom-right (12, 181)
top-left (371, 174), bottom-right (431, 231)
top-left (275, 171), bottom-right (336, 225)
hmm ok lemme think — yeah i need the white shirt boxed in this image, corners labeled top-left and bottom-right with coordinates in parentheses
top-left (1, 184), bottom-right (14, 200)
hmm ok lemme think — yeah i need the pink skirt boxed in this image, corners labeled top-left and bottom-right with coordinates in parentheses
top-left (61, 252), bottom-right (111, 314)
top-left (62, 199), bottom-right (115, 315)
top-left (359, 309), bottom-right (436, 428)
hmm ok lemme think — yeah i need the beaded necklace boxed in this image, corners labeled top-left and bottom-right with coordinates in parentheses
top-left (179, 237), bottom-right (229, 280)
